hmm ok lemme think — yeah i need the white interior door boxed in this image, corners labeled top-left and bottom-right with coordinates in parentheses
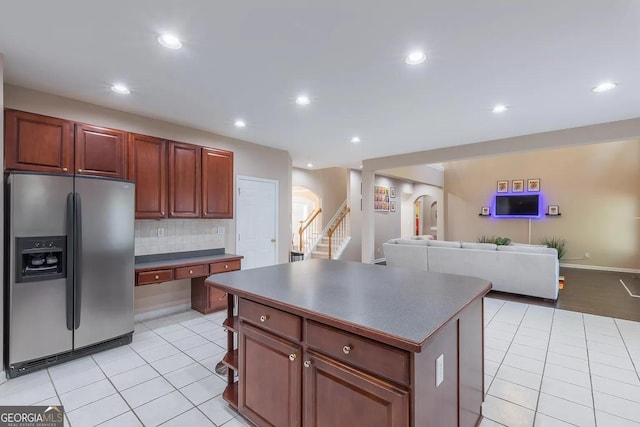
top-left (236, 176), bottom-right (278, 269)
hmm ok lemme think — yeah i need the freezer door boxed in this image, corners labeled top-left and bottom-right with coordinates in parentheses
top-left (73, 177), bottom-right (135, 349)
top-left (7, 173), bottom-right (74, 364)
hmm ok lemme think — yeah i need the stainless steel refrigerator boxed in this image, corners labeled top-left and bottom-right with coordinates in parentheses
top-left (5, 172), bottom-right (135, 378)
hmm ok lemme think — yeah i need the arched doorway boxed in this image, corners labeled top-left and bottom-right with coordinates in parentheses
top-left (414, 195), bottom-right (437, 238)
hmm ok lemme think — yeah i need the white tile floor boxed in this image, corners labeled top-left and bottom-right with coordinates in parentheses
top-left (1, 297), bottom-right (639, 426)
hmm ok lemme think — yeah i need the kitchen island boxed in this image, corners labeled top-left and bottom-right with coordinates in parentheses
top-left (206, 259), bottom-right (491, 427)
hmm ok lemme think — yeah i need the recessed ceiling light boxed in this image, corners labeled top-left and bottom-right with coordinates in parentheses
top-left (234, 119), bottom-right (246, 128)
top-left (111, 84), bottom-right (131, 95)
top-left (296, 95), bottom-right (311, 106)
top-left (351, 136), bottom-right (361, 144)
top-left (405, 50), bottom-right (426, 65)
top-left (592, 82), bottom-right (617, 92)
top-left (307, 163), bottom-right (313, 168)
top-left (157, 34), bottom-right (183, 49)
top-left (491, 104), bottom-right (508, 113)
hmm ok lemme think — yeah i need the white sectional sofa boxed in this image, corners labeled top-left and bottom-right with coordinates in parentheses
top-left (383, 239), bottom-right (559, 300)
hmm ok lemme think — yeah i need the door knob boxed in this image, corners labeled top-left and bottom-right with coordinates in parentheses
top-left (271, 239), bottom-right (276, 243)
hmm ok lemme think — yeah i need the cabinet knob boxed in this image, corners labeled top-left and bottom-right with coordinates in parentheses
top-left (189, 270), bottom-right (193, 274)
top-left (78, 169), bottom-right (82, 172)
top-left (225, 264), bottom-right (229, 269)
top-left (161, 212), bottom-right (165, 216)
top-left (219, 292), bottom-right (228, 301)
top-left (289, 353), bottom-right (297, 362)
top-left (303, 360), bottom-right (312, 368)
top-left (259, 315), bottom-right (268, 322)
top-left (271, 239), bottom-right (276, 243)
top-left (342, 345), bottom-right (352, 355)
top-left (62, 167), bottom-right (68, 172)
top-left (154, 275), bottom-right (159, 280)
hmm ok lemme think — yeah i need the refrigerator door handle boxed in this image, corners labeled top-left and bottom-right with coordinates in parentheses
top-left (74, 192), bottom-right (82, 329)
top-left (66, 192), bottom-right (75, 331)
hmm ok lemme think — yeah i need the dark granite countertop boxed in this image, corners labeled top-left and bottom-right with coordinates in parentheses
top-left (206, 259), bottom-right (491, 352)
top-left (135, 249), bottom-right (242, 271)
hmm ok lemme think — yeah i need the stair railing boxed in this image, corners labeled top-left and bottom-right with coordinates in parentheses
top-left (298, 208), bottom-right (322, 253)
top-left (327, 206), bottom-right (350, 259)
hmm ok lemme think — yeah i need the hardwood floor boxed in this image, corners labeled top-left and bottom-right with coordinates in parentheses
top-left (489, 267), bottom-right (640, 322)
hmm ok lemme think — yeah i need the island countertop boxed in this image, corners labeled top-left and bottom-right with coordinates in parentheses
top-left (206, 259), bottom-right (491, 352)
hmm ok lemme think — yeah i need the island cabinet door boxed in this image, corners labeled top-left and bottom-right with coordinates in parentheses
top-left (239, 322), bottom-right (302, 427)
top-left (303, 351), bottom-right (409, 427)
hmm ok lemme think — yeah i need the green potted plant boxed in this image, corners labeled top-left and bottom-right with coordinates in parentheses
top-left (540, 236), bottom-right (567, 259)
top-left (477, 235), bottom-right (511, 246)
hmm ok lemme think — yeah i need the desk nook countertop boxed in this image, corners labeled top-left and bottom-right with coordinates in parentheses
top-left (206, 259), bottom-right (491, 427)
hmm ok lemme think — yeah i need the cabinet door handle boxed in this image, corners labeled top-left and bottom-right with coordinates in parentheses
top-left (225, 264), bottom-right (229, 269)
top-left (78, 169), bottom-right (83, 172)
top-left (189, 270), bottom-right (193, 274)
top-left (161, 212), bottom-right (165, 216)
top-left (259, 315), bottom-right (268, 322)
top-left (154, 275), bottom-right (159, 280)
top-left (342, 345), bottom-right (352, 355)
top-left (62, 167), bottom-right (68, 172)
top-left (303, 360), bottom-right (312, 368)
top-left (289, 353), bottom-right (297, 362)
top-left (219, 292), bottom-right (228, 301)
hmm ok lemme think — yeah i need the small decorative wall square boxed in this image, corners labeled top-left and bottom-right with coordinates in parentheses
top-left (512, 180), bottom-right (524, 192)
top-left (390, 201), bottom-right (396, 212)
top-left (390, 187), bottom-right (396, 198)
top-left (480, 206), bottom-right (490, 216)
top-left (527, 179), bottom-right (540, 192)
top-left (497, 180), bottom-right (508, 193)
top-left (547, 205), bottom-right (560, 216)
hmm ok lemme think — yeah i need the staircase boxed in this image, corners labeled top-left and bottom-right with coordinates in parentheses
top-left (310, 203), bottom-right (351, 260)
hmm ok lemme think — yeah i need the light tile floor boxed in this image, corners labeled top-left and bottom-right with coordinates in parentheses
top-left (1, 297), bottom-right (639, 426)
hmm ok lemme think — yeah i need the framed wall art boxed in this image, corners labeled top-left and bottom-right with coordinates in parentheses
top-left (374, 185), bottom-right (390, 211)
top-left (527, 179), bottom-right (540, 192)
top-left (512, 180), bottom-right (524, 192)
top-left (390, 201), bottom-right (396, 212)
top-left (497, 180), bottom-right (508, 193)
top-left (390, 187), bottom-right (396, 198)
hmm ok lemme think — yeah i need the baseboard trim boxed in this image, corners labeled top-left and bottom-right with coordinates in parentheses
top-left (560, 263), bottom-right (640, 274)
top-left (374, 258), bottom-right (385, 264)
top-left (0, 371), bottom-right (6, 383)
top-left (135, 303), bottom-right (192, 322)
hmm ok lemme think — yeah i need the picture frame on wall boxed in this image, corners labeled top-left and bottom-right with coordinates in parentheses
top-left (390, 187), bottom-right (396, 198)
top-left (390, 201), bottom-right (396, 212)
top-left (527, 178), bottom-right (540, 192)
top-left (497, 180), bottom-right (508, 193)
top-left (374, 185), bottom-right (390, 211)
top-left (512, 180), bottom-right (524, 192)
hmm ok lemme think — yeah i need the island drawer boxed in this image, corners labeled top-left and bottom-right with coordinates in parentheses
top-left (137, 269), bottom-right (174, 285)
top-left (239, 298), bottom-right (301, 342)
top-left (210, 260), bottom-right (241, 274)
top-left (306, 320), bottom-right (410, 386)
top-left (175, 264), bottom-right (206, 279)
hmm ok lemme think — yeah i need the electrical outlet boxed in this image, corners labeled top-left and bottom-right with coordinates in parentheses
top-left (217, 226), bottom-right (225, 235)
top-left (157, 228), bottom-right (164, 237)
top-left (584, 252), bottom-right (590, 259)
top-left (436, 354), bottom-right (444, 387)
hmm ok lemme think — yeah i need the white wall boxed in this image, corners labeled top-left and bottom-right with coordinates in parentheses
top-left (291, 167), bottom-right (347, 228)
top-left (4, 85), bottom-right (293, 315)
top-left (341, 169), bottom-right (363, 262)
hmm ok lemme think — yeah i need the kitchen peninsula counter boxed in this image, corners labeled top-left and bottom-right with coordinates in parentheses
top-left (207, 259), bottom-right (491, 427)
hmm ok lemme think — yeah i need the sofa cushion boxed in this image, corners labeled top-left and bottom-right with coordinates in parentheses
top-left (497, 245), bottom-right (558, 256)
top-left (394, 239), bottom-right (429, 246)
top-left (382, 243), bottom-right (428, 270)
top-left (428, 240), bottom-right (461, 248)
top-left (511, 242), bottom-right (548, 248)
top-left (461, 242), bottom-right (498, 251)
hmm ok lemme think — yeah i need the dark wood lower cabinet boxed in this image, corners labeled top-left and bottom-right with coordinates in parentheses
top-left (304, 352), bottom-right (409, 427)
top-left (239, 323), bottom-right (302, 427)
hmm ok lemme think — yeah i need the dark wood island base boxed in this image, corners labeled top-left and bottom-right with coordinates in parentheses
top-left (206, 259), bottom-right (491, 427)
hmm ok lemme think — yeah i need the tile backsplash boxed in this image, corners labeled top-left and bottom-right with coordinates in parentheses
top-left (135, 219), bottom-right (228, 255)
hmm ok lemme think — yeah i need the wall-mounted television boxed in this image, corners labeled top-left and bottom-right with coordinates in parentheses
top-left (495, 194), bottom-right (540, 217)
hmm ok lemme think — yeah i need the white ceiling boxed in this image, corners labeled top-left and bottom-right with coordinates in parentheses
top-left (1, 1), bottom-right (639, 169)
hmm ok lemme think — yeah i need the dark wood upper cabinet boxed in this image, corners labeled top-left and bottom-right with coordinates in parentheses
top-left (4, 109), bottom-right (73, 174)
top-left (168, 141), bottom-right (201, 218)
top-left (128, 133), bottom-right (167, 219)
top-left (75, 123), bottom-right (127, 179)
top-left (202, 148), bottom-right (234, 218)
